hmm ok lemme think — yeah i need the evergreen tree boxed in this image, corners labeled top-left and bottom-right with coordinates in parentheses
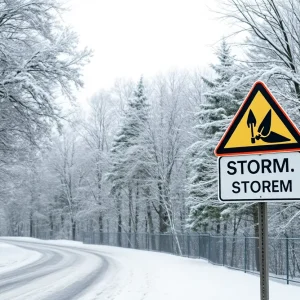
top-left (107, 77), bottom-right (149, 237)
top-left (109, 77), bottom-right (149, 185)
top-left (186, 40), bottom-right (241, 232)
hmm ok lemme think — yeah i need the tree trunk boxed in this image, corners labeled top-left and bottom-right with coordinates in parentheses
top-left (158, 182), bottom-right (169, 233)
top-left (159, 204), bottom-right (168, 233)
top-left (180, 198), bottom-right (186, 234)
top-left (99, 214), bottom-right (103, 244)
top-left (158, 203), bottom-right (168, 252)
top-left (135, 182), bottom-right (139, 248)
top-left (96, 154), bottom-right (103, 243)
top-left (128, 185), bottom-right (133, 248)
top-left (145, 187), bottom-right (155, 250)
top-left (71, 217), bottom-right (76, 241)
top-left (223, 223), bottom-right (228, 266)
top-left (216, 223), bottom-right (221, 264)
top-left (117, 196), bottom-right (122, 247)
top-left (49, 213), bottom-right (54, 239)
top-left (29, 211), bottom-right (33, 238)
top-left (61, 214), bottom-right (64, 236)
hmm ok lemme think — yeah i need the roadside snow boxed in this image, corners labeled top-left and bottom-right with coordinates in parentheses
top-left (0, 242), bottom-right (41, 274)
top-left (80, 245), bottom-right (300, 300)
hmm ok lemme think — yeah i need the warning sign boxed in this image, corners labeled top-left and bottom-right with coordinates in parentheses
top-left (215, 81), bottom-right (300, 156)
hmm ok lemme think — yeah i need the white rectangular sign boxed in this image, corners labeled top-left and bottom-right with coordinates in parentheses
top-left (218, 152), bottom-right (300, 202)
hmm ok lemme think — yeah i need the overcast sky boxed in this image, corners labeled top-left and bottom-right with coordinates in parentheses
top-left (66, 0), bottom-right (232, 101)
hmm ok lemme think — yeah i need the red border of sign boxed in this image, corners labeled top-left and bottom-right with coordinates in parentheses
top-left (214, 81), bottom-right (300, 157)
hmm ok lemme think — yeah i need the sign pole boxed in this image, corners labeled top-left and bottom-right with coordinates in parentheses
top-left (258, 202), bottom-right (269, 300)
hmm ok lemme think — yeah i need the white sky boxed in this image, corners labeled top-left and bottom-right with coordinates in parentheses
top-left (66, 0), bottom-right (232, 101)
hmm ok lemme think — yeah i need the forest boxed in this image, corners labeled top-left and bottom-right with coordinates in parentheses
top-left (1, 0), bottom-right (300, 249)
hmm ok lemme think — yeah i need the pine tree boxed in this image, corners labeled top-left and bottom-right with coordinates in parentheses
top-left (186, 40), bottom-right (241, 232)
top-left (107, 77), bottom-right (149, 239)
top-left (109, 77), bottom-right (149, 184)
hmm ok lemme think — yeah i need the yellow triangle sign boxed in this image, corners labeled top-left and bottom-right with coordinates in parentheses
top-left (215, 81), bottom-right (300, 156)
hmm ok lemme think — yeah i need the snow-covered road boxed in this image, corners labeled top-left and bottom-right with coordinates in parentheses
top-left (0, 237), bottom-right (299, 299)
top-left (0, 239), bottom-right (110, 300)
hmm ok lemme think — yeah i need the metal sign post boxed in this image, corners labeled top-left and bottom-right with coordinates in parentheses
top-left (258, 202), bottom-right (269, 300)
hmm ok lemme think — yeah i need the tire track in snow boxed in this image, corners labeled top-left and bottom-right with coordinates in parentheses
top-left (0, 239), bottom-right (111, 300)
top-left (0, 243), bottom-right (73, 295)
top-left (43, 249), bottom-right (110, 300)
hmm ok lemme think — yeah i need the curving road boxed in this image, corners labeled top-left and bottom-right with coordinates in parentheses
top-left (0, 237), bottom-right (299, 300)
top-left (0, 239), bottom-right (112, 300)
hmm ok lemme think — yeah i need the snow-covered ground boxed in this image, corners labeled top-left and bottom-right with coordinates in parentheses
top-left (0, 237), bottom-right (299, 299)
top-left (0, 241), bottom-right (41, 274)
top-left (75, 243), bottom-right (300, 300)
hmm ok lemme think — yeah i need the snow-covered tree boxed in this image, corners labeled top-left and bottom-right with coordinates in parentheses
top-left (187, 40), bottom-right (241, 232)
top-left (48, 129), bottom-right (90, 240)
top-left (221, 0), bottom-right (300, 117)
top-left (107, 77), bottom-right (150, 241)
top-left (146, 71), bottom-right (192, 236)
top-left (0, 0), bottom-right (90, 239)
top-left (78, 92), bottom-right (115, 239)
top-left (0, 0), bottom-right (90, 160)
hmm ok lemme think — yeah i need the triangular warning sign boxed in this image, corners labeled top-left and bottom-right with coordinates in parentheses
top-left (215, 81), bottom-right (300, 156)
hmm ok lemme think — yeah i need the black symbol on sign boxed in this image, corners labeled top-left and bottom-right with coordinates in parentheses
top-left (247, 109), bottom-right (290, 144)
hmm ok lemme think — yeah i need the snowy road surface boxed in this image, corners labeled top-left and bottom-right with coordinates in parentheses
top-left (0, 238), bottom-right (299, 299)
